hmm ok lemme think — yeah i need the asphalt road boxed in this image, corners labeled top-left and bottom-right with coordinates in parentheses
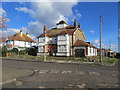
top-left (2, 59), bottom-right (119, 88)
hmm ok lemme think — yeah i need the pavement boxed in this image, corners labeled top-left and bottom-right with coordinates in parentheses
top-left (2, 58), bottom-right (119, 88)
top-left (1, 67), bottom-right (34, 86)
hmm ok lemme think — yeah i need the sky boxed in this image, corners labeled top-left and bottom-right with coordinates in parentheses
top-left (1, 1), bottom-right (118, 51)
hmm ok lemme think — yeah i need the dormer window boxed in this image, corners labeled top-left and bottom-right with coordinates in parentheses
top-left (56, 20), bottom-right (68, 29)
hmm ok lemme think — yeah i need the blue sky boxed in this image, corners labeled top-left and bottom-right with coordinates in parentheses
top-left (1, 2), bottom-right (118, 51)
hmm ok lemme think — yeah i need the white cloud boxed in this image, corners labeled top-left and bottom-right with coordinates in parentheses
top-left (15, 2), bottom-right (79, 39)
top-left (0, 8), bottom-right (6, 15)
top-left (22, 21), bottom-right (42, 39)
top-left (93, 40), bottom-right (99, 44)
top-left (90, 30), bottom-right (95, 33)
top-left (72, 9), bottom-right (82, 21)
top-left (16, 2), bottom-right (78, 28)
top-left (15, 7), bottom-right (33, 13)
top-left (0, 28), bottom-right (20, 38)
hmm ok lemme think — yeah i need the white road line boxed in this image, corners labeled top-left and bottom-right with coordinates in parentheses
top-left (75, 71), bottom-right (86, 74)
top-left (39, 70), bottom-right (49, 73)
top-left (61, 70), bottom-right (72, 74)
top-left (89, 72), bottom-right (100, 75)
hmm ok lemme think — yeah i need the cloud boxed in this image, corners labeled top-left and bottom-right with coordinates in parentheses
top-left (0, 28), bottom-right (20, 38)
top-left (15, 2), bottom-right (79, 39)
top-left (93, 40), bottom-right (99, 44)
top-left (15, 7), bottom-right (32, 13)
top-left (16, 2), bottom-right (78, 28)
top-left (0, 8), bottom-right (6, 15)
top-left (22, 21), bottom-right (42, 41)
top-left (72, 9), bottom-right (82, 21)
top-left (90, 30), bottom-right (95, 33)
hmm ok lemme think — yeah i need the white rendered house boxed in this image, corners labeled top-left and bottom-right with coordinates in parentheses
top-left (5, 30), bottom-right (36, 51)
top-left (37, 19), bottom-right (92, 57)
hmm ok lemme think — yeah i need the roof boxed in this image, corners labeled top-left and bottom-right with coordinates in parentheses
top-left (6, 44), bottom-right (13, 48)
top-left (74, 39), bottom-right (97, 48)
top-left (0, 37), bottom-right (6, 43)
top-left (56, 20), bottom-right (67, 25)
top-left (38, 28), bottom-right (76, 38)
top-left (7, 33), bottom-right (36, 43)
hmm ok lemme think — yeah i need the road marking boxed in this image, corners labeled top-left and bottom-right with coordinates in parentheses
top-left (39, 86), bottom-right (46, 88)
top-left (39, 70), bottom-right (49, 73)
top-left (75, 71), bottom-right (86, 74)
top-left (49, 70), bottom-right (59, 73)
top-left (77, 83), bottom-right (86, 88)
top-left (61, 70), bottom-right (72, 74)
top-left (38, 70), bottom-right (87, 75)
top-left (89, 72), bottom-right (100, 75)
top-left (34, 70), bottom-right (39, 72)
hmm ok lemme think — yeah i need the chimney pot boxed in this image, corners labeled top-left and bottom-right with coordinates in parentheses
top-left (78, 23), bottom-right (80, 28)
top-left (74, 19), bottom-right (76, 27)
top-left (43, 25), bottom-right (46, 32)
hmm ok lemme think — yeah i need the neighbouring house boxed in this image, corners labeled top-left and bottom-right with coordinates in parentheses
top-left (74, 40), bottom-right (98, 57)
top-left (5, 30), bottom-right (36, 51)
top-left (0, 37), bottom-right (6, 48)
top-left (37, 19), bottom-right (97, 57)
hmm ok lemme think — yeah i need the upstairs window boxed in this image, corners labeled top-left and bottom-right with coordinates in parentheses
top-left (58, 35), bottom-right (66, 41)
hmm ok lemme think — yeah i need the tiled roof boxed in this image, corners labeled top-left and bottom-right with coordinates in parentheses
top-left (6, 44), bottom-right (13, 48)
top-left (8, 33), bottom-right (36, 43)
top-left (38, 27), bottom-right (76, 38)
top-left (74, 39), bottom-right (97, 48)
top-left (0, 37), bottom-right (6, 43)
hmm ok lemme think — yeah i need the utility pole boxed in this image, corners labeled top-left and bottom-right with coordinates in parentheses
top-left (44, 25), bottom-right (47, 62)
top-left (109, 40), bottom-right (111, 50)
top-left (100, 16), bottom-right (102, 62)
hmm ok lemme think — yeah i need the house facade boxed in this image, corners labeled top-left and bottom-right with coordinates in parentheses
top-left (0, 37), bottom-right (6, 48)
top-left (74, 40), bottom-right (97, 57)
top-left (37, 19), bottom-right (87, 56)
top-left (5, 30), bottom-right (36, 51)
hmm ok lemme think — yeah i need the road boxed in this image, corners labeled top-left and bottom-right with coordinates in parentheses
top-left (2, 59), bottom-right (119, 88)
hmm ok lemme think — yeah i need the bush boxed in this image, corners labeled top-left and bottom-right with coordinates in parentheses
top-left (19, 50), bottom-right (25, 55)
top-left (2, 46), bottom-right (8, 57)
top-left (28, 47), bottom-right (37, 56)
top-left (9, 48), bottom-right (19, 54)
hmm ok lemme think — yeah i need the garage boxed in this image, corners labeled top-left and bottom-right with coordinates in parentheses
top-left (75, 49), bottom-right (85, 57)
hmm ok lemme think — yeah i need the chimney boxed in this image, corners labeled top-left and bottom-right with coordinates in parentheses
top-left (78, 23), bottom-right (80, 28)
top-left (20, 30), bottom-right (23, 36)
top-left (26, 32), bottom-right (29, 37)
top-left (74, 19), bottom-right (76, 27)
top-left (43, 25), bottom-right (46, 33)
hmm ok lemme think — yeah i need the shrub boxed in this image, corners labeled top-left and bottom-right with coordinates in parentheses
top-left (19, 50), bottom-right (25, 55)
top-left (2, 46), bottom-right (7, 57)
top-left (9, 48), bottom-right (19, 54)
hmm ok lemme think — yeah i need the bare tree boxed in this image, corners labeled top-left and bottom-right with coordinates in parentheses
top-left (0, 15), bottom-right (9, 37)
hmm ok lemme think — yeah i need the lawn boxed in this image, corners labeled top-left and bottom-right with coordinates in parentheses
top-left (4, 54), bottom-right (117, 64)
